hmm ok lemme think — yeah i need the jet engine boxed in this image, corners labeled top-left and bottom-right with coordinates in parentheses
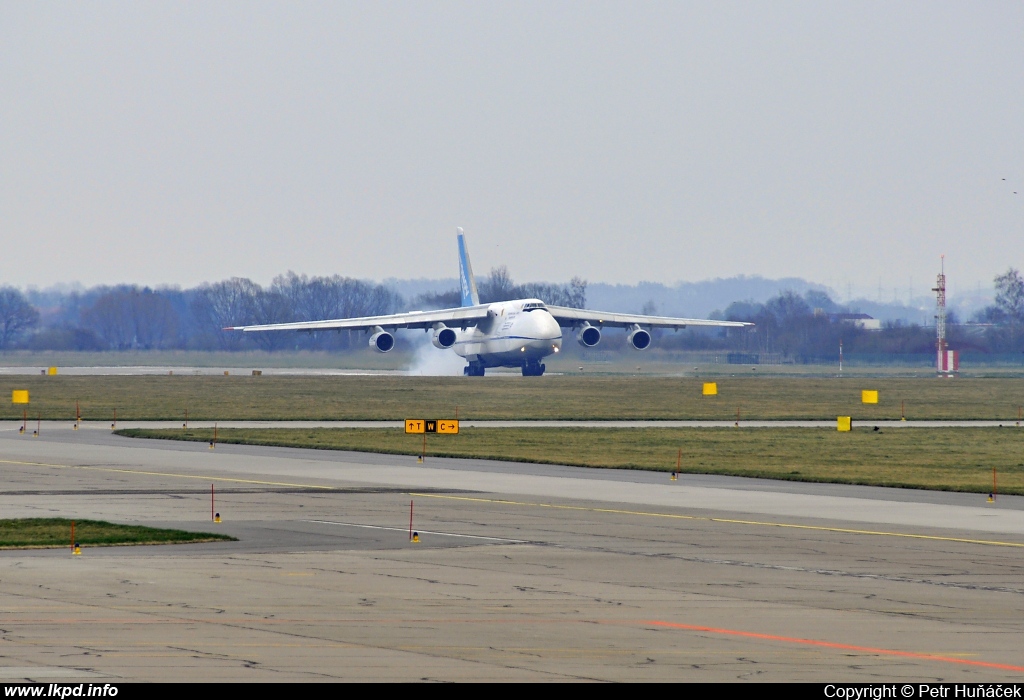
top-left (368, 327), bottom-right (395, 353)
top-left (432, 325), bottom-right (457, 349)
top-left (576, 322), bottom-right (601, 348)
top-left (626, 324), bottom-right (651, 350)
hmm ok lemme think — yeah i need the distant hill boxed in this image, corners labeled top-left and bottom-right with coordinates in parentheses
top-left (585, 277), bottom-right (831, 318)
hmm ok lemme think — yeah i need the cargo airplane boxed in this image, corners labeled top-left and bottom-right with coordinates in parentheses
top-left (228, 229), bottom-right (752, 376)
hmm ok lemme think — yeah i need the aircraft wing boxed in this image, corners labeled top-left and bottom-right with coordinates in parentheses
top-left (226, 305), bottom-right (491, 333)
top-left (545, 305), bottom-right (752, 330)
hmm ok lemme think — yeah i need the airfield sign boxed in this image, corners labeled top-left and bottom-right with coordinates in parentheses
top-left (405, 419), bottom-right (459, 434)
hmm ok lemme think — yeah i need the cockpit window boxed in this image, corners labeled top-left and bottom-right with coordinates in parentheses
top-left (522, 302), bottom-right (547, 312)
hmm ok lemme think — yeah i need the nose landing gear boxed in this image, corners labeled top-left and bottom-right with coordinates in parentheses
top-left (464, 361), bottom-right (486, 377)
top-left (522, 361), bottom-right (546, 377)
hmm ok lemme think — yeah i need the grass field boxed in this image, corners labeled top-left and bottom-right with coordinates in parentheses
top-left (4, 375), bottom-right (1024, 421)
top-left (4, 347), bottom-right (1023, 376)
top-left (120, 426), bottom-right (1024, 495)
top-left (0, 518), bottom-right (236, 549)
top-left (0, 349), bottom-right (413, 369)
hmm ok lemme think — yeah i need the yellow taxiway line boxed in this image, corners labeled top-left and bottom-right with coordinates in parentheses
top-left (2, 458), bottom-right (1020, 548)
top-left (0, 458), bottom-right (337, 490)
top-left (409, 492), bottom-right (1024, 549)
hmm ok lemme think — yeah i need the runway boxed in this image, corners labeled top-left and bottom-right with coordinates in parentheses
top-left (0, 425), bottom-right (1022, 681)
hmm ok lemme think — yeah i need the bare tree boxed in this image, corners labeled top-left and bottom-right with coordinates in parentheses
top-left (83, 290), bottom-right (135, 349)
top-left (994, 268), bottom-right (1024, 323)
top-left (516, 277), bottom-right (587, 308)
top-left (414, 289), bottom-right (461, 310)
top-left (765, 290), bottom-right (812, 324)
top-left (249, 288), bottom-right (294, 351)
top-left (479, 266), bottom-right (517, 302)
top-left (991, 268), bottom-right (1024, 349)
top-left (133, 291), bottom-right (180, 349)
top-left (190, 278), bottom-right (261, 350)
top-left (270, 273), bottom-right (402, 350)
top-left (0, 287), bottom-right (40, 350)
top-left (566, 276), bottom-right (587, 309)
top-left (274, 272), bottom-right (336, 321)
top-left (82, 287), bottom-right (181, 350)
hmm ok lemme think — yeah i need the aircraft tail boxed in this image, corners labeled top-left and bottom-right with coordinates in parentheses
top-left (457, 227), bottom-right (480, 307)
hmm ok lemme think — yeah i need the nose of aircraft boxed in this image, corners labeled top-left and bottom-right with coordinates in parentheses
top-left (535, 311), bottom-right (562, 352)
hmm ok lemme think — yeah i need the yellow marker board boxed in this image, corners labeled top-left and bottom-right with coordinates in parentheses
top-left (12, 390), bottom-right (29, 404)
top-left (405, 419), bottom-right (459, 434)
top-left (837, 416), bottom-right (852, 432)
top-left (862, 390), bottom-right (878, 404)
top-left (702, 382), bottom-right (718, 396)
top-left (47, 366), bottom-right (57, 376)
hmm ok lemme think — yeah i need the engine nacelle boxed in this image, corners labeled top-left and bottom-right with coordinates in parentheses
top-left (626, 324), bottom-right (651, 350)
top-left (576, 322), bottom-right (601, 348)
top-left (368, 327), bottom-right (395, 353)
top-left (432, 325), bottom-right (457, 349)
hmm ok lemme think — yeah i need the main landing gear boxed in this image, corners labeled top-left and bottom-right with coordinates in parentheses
top-left (464, 361), bottom-right (545, 376)
top-left (522, 361), bottom-right (545, 377)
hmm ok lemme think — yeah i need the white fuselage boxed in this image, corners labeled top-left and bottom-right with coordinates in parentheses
top-left (453, 299), bottom-right (562, 368)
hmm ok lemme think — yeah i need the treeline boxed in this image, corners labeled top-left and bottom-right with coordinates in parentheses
top-left (0, 269), bottom-right (588, 352)
top-left (1, 275), bottom-right (403, 352)
top-left (658, 269), bottom-right (1024, 361)
top-left (1, 267), bottom-right (1022, 361)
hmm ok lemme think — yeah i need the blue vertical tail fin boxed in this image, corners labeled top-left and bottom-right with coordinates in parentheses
top-left (457, 227), bottom-right (480, 307)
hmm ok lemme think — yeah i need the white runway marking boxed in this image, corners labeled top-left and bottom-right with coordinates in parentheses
top-left (304, 519), bottom-right (528, 543)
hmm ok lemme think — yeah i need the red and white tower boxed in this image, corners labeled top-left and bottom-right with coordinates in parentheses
top-left (932, 256), bottom-right (958, 375)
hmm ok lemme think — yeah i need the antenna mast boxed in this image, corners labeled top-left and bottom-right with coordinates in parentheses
top-left (932, 256), bottom-right (957, 375)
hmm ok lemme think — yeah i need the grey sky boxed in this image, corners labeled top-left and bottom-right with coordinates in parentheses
top-left (2, 1), bottom-right (1022, 299)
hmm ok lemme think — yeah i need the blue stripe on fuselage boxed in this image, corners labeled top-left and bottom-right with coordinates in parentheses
top-left (453, 336), bottom-right (560, 345)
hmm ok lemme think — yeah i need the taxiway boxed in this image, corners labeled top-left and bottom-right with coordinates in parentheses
top-left (0, 426), bottom-right (1021, 681)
